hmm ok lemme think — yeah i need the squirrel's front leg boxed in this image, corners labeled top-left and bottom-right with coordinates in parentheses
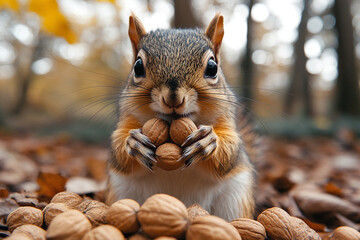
top-left (181, 116), bottom-right (242, 177)
top-left (180, 125), bottom-right (218, 168)
top-left (110, 115), bottom-right (156, 173)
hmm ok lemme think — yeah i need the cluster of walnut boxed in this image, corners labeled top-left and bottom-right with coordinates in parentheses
top-left (142, 117), bottom-right (197, 171)
top-left (5, 191), bottom-right (360, 240)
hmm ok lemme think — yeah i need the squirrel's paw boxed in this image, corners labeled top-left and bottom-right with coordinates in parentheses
top-left (179, 125), bottom-right (217, 168)
top-left (126, 129), bottom-right (156, 170)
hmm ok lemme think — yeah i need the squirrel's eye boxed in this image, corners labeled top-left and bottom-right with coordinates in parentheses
top-left (134, 58), bottom-right (145, 78)
top-left (205, 58), bottom-right (217, 79)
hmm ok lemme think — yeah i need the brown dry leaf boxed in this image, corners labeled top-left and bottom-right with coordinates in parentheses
top-left (333, 213), bottom-right (360, 231)
top-left (272, 175), bottom-right (295, 193)
top-left (0, 187), bottom-right (8, 198)
top-left (292, 190), bottom-right (360, 222)
top-left (0, 198), bottom-right (19, 218)
top-left (37, 172), bottom-right (67, 202)
top-left (9, 192), bottom-right (38, 207)
top-left (298, 217), bottom-right (328, 232)
top-left (0, 147), bottom-right (38, 185)
top-left (324, 182), bottom-right (343, 197)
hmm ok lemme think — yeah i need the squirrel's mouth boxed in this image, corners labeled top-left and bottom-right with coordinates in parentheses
top-left (157, 111), bottom-right (195, 121)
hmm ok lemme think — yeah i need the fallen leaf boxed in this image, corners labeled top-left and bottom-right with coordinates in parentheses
top-left (9, 192), bottom-right (38, 207)
top-left (0, 198), bottom-right (18, 218)
top-left (298, 217), bottom-right (328, 232)
top-left (37, 172), bottom-right (67, 202)
top-left (65, 177), bottom-right (106, 195)
top-left (292, 190), bottom-right (360, 222)
top-left (0, 187), bottom-right (8, 198)
top-left (324, 182), bottom-right (343, 197)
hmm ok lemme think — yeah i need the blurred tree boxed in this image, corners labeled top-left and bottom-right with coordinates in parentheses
top-left (1, 0), bottom-right (77, 114)
top-left (284, 0), bottom-right (313, 117)
top-left (172, 0), bottom-right (201, 28)
top-left (333, 0), bottom-right (360, 116)
top-left (0, 0), bottom-right (115, 115)
top-left (12, 39), bottom-right (42, 114)
top-left (241, 0), bottom-right (254, 111)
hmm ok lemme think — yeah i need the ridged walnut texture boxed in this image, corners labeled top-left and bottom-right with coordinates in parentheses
top-left (137, 194), bottom-right (189, 238)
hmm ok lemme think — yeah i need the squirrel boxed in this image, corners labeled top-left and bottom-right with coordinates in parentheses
top-left (106, 13), bottom-right (257, 221)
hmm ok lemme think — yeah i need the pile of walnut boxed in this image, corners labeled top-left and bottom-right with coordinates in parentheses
top-left (5, 191), bottom-right (360, 240)
top-left (142, 117), bottom-right (197, 170)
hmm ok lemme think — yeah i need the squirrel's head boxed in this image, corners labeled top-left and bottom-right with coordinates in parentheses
top-left (125, 13), bottom-right (229, 123)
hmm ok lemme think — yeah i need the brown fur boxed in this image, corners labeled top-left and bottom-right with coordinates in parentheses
top-left (110, 115), bottom-right (143, 174)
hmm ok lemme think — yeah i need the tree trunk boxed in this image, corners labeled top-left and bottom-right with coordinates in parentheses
top-left (172, 0), bottom-right (201, 28)
top-left (333, 0), bottom-right (360, 116)
top-left (241, 0), bottom-right (254, 111)
top-left (12, 37), bottom-right (44, 115)
top-left (284, 0), bottom-right (313, 116)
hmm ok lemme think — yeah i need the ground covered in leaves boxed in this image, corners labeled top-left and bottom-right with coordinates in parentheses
top-left (0, 129), bottom-right (359, 238)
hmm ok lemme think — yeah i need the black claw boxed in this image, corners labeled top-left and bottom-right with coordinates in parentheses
top-left (145, 139), bottom-right (156, 150)
top-left (184, 159), bottom-right (192, 168)
top-left (129, 150), bottom-right (136, 157)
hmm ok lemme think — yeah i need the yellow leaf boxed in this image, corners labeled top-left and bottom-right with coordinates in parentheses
top-left (29, 0), bottom-right (77, 43)
top-left (0, 0), bottom-right (19, 11)
top-left (97, 0), bottom-right (116, 3)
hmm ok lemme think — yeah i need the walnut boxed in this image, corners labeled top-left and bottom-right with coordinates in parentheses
top-left (42, 202), bottom-right (69, 227)
top-left (12, 224), bottom-right (46, 240)
top-left (155, 143), bottom-right (184, 171)
top-left (6, 207), bottom-right (43, 232)
top-left (153, 237), bottom-right (178, 240)
top-left (46, 209), bottom-right (92, 240)
top-left (127, 233), bottom-right (151, 240)
top-left (137, 194), bottom-right (189, 238)
top-left (106, 199), bottom-right (140, 234)
top-left (4, 232), bottom-right (32, 240)
top-left (142, 118), bottom-right (170, 146)
top-left (50, 191), bottom-right (83, 209)
top-left (169, 117), bottom-right (197, 146)
top-left (230, 218), bottom-right (266, 240)
top-left (187, 203), bottom-right (209, 222)
top-left (186, 215), bottom-right (241, 240)
top-left (257, 207), bottom-right (320, 240)
top-left (82, 225), bottom-right (125, 240)
top-left (329, 226), bottom-right (360, 240)
top-left (77, 199), bottom-right (109, 227)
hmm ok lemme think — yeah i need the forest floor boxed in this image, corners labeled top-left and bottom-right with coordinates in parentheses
top-left (0, 128), bottom-right (360, 238)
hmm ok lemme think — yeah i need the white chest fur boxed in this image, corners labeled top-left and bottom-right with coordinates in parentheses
top-left (108, 166), bottom-right (253, 221)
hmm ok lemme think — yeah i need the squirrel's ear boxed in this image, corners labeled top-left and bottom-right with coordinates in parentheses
top-left (205, 14), bottom-right (224, 58)
top-left (129, 13), bottom-right (147, 58)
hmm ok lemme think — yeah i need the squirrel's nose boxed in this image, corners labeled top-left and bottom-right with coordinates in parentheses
top-left (162, 96), bottom-right (185, 109)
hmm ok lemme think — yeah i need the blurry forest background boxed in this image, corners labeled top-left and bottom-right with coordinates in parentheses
top-left (0, 0), bottom-right (360, 141)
